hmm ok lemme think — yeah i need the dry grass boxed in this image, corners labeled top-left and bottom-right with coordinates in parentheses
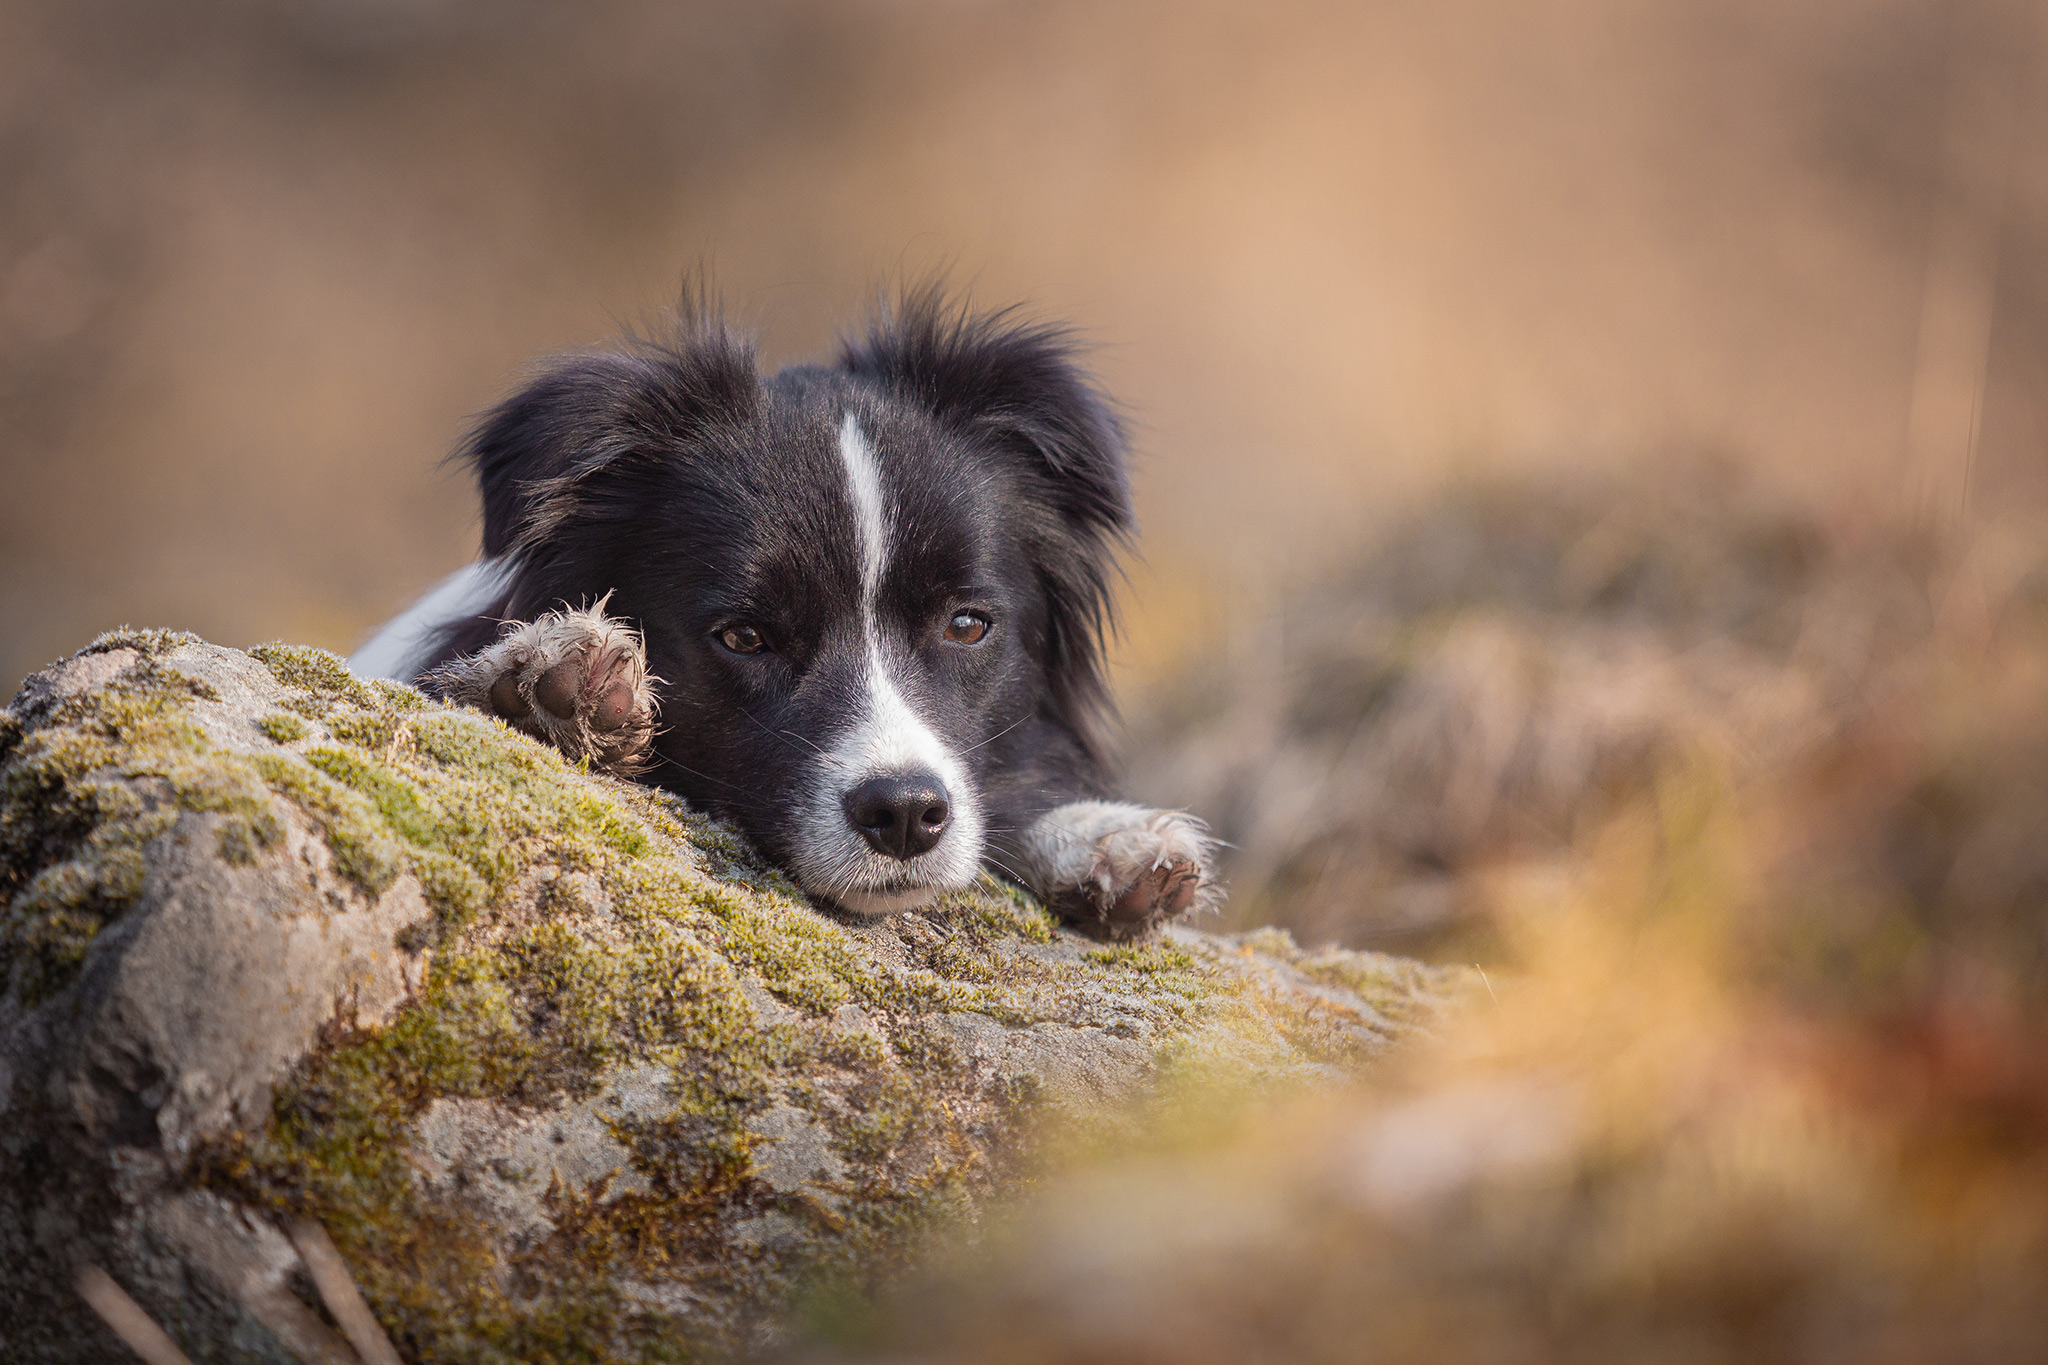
top-left (1122, 461), bottom-right (2041, 960)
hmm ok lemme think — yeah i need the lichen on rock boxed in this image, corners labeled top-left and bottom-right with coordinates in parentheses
top-left (1, 633), bottom-right (1452, 1363)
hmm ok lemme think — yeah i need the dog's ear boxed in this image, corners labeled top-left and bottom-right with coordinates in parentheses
top-left (461, 309), bottom-right (756, 559)
top-left (841, 287), bottom-right (1135, 752)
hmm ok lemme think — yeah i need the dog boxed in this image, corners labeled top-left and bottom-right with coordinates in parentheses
top-left (350, 288), bottom-right (1211, 939)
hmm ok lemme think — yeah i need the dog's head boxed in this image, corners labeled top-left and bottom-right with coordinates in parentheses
top-left (464, 290), bottom-right (1132, 912)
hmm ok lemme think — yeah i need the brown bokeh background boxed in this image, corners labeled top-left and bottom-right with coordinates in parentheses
top-left (6, 0), bottom-right (2044, 695)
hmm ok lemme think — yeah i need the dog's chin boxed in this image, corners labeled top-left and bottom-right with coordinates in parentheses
top-left (827, 882), bottom-right (955, 917)
top-left (791, 823), bottom-right (987, 918)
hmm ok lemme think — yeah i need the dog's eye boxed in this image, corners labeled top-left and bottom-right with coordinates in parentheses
top-left (944, 611), bottom-right (992, 645)
top-left (718, 624), bottom-right (766, 655)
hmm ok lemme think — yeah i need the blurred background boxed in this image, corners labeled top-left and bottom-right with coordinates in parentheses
top-left (5, 0), bottom-right (2047, 959)
top-left (13, 4), bottom-right (2048, 1356)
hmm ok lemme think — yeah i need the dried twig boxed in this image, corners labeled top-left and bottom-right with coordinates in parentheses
top-left (73, 1218), bottom-right (406, 1365)
top-left (74, 1265), bottom-right (193, 1365)
top-left (286, 1217), bottom-right (406, 1365)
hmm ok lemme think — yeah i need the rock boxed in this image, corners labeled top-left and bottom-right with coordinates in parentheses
top-left (0, 631), bottom-right (1451, 1363)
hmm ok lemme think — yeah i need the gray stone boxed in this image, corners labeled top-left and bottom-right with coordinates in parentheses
top-left (0, 632), bottom-right (1451, 1362)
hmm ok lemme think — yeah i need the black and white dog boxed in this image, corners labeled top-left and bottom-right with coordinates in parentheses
top-left (351, 289), bottom-right (1210, 939)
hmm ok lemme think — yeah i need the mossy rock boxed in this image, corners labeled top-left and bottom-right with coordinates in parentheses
top-left (0, 633), bottom-right (1451, 1363)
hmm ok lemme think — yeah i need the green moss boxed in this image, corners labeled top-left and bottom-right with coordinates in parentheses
top-left (1085, 941), bottom-right (1199, 974)
top-left (411, 850), bottom-right (489, 924)
top-left (9, 634), bottom-right (1449, 1361)
top-left (368, 678), bottom-right (433, 711)
top-left (886, 1017), bottom-right (964, 1074)
top-left (2, 648), bottom-right (278, 1003)
top-left (249, 641), bottom-right (378, 705)
top-left (257, 712), bottom-right (311, 744)
top-left (1245, 930), bottom-right (1454, 1029)
top-left (250, 752), bottom-right (404, 896)
top-left (84, 626), bottom-right (208, 658)
top-left (326, 710), bottom-right (401, 750)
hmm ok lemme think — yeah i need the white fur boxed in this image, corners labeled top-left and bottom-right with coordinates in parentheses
top-left (839, 411), bottom-right (890, 595)
top-left (1018, 800), bottom-right (1211, 903)
top-left (349, 558), bottom-right (512, 681)
top-left (792, 414), bottom-right (983, 915)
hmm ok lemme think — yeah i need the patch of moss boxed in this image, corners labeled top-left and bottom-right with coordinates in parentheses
top-left (1236, 928), bottom-right (1456, 1029)
top-left (9, 636), bottom-right (1450, 1361)
top-left (249, 641), bottom-right (379, 706)
top-left (250, 752), bottom-right (404, 896)
top-left (280, 694), bottom-right (337, 720)
top-left (1085, 941), bottom-right (1199, 974)
top-left (84, 626), bottom-right (208, 659)
top-left (231, 649), bottom-right (660, 924)
top-left (256, 712), bottom-right (310, 744)
top-left (2, 648), bottom-right (276, 1003)
top-left (368, 678), bottom-right (434, 711)
top-left (886, 1017), bottom-right (964, 1074)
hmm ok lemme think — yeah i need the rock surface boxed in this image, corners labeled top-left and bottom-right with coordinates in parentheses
top-left (0, 632), bottom-right (1449, 1363)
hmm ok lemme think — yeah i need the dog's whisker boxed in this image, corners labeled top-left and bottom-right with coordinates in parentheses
top-left (771, 725), bottom-right (832, 759)
top-left (959, 714), bottom-right (1030, 756)
top-left (978, 852), bottom-right (1033, 888)
top-left (645, 752), bottom-right (768, 806)
top-left (735, 706), bottom-right (817, 764)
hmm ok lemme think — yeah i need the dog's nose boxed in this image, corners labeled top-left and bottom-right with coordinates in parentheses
top-left (843, 772), bottom-right (951, 860)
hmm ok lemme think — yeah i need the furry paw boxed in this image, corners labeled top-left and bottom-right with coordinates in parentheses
top-left (424, 600), bottom-right (658, 773)
top-left (1021, 801), bottom-right (1214, 941)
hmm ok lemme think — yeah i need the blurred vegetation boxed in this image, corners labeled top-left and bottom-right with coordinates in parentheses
top-left (1123, 461), bottom-right (1984, 958)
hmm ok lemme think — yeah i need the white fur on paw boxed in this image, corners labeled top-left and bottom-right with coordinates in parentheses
top-left (1021, 800), bottom-right (1215, 940)
top-left (424, 597), bottom-right (658, 772)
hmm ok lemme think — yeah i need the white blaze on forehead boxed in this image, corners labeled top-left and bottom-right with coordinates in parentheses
top-left (788, 412), bottom-right (981, 915)
top-left (837, 411), bottom-right (891, 600)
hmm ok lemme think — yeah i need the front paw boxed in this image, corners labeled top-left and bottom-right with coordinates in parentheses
top-left (425, 600), bottom-right (658, 772)
top-left (1023, 801), bottom-right (1214, 941)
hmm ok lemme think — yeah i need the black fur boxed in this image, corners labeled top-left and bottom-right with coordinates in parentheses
top-left (840, 285), bottom-right (1133, 765)
top-left (411, 288), bottom-right (1134, 894)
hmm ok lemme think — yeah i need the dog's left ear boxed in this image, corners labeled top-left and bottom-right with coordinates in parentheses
top-left (841, 288), bottom-right (1134, 748)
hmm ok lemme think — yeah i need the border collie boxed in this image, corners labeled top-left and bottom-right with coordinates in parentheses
top-left (350, 288), bottom-right (1210, 939)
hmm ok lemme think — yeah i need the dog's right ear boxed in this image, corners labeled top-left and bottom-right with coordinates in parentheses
top-left (461, 313), bottom-right (757, 558)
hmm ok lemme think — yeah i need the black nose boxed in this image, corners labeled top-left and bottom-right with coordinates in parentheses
top-left (843, 772), bottom-right (951, 860)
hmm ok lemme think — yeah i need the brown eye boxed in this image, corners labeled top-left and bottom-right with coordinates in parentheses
top-left (719, 624), bottom-right (765, 655)
top-left (944, 611), bottom-right (991, 645)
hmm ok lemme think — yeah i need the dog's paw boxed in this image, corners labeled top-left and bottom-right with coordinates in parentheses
top-left (424, 600), bottom-right (658, 773)
top-left (1022, 801), bottom-right (1215, 941)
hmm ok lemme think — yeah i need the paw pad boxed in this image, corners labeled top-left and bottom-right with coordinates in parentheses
top-left (1029, 802), bottom-right (1215, 941)
top-left (426, 602), bottom-right (658, 772)
top-left (1055, 854), bottom-right (1205, 942)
